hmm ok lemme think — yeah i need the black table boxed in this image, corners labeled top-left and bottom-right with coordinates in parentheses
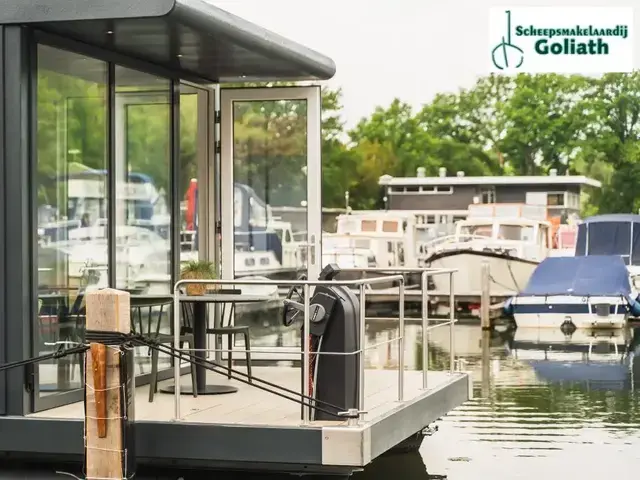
top-left (161, 294), bottom-right (271, 395)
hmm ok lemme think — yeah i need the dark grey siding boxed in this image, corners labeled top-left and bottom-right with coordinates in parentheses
top-left (388, 183), bottom-right (584, 211)
top-left (388, 185), bottom-right (476, 210)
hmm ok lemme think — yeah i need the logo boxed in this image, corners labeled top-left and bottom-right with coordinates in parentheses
top-left (488, 7), bottom-right (633, 74)
top-left (491, 10), bottom-right (524, 70)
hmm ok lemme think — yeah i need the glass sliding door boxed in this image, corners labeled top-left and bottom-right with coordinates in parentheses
top-left (219, 87), bottom-right (322, 359)
top-left (34, 44), bottom-right (108, 408)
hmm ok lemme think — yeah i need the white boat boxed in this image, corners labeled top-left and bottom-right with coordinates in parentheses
top-left (422, 203), bottom-right (551, 297)
top-left (321, 211), bottom-right (420, 287)
top-left (325, 211), bottom-right (417, 268)
top-left (505, 255), bottom-right (640, 329)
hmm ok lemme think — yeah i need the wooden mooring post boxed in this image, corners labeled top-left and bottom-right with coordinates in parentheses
top-left (480, 261), bottom-right (491, 330)
top-left (85, 288), bottom-right (135, 480)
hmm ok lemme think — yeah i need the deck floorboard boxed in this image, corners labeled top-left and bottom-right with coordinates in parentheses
top-left (30, 367), bottom-right (456, 427)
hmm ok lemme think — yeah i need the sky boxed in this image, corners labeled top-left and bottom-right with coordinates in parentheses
top-left (212, 0), bottom-right (640, 129)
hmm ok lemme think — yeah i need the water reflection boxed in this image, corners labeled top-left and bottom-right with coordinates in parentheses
top-left (241, 321), bottom-right (640, 479)
top-left (420, 323), bottom-right (640, 479)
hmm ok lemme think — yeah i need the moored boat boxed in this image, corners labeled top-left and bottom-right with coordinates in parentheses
top-left (505, 255), bottom-right (640, 329)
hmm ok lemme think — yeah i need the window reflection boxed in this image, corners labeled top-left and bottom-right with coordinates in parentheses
top-left (36, 45), bottom-right (108, 396)
top-left (179, 84), bottom-right (207, 267)
top-left (232, 99), bottom-right (309, 348)
top-left (114, 67), bottom-right (172, 377)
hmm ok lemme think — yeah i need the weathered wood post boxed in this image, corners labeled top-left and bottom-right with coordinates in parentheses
top-left (480, 261), bottom-right (491, 330)
top-left (480, 329), bottom-right (491, 399)
top-left (85, 288), bottom-right (135, 480)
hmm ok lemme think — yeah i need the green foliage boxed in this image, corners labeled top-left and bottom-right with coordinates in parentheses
top-left (344, 71), bottom-right (640, 215)
top-left (180, 260), bottom-right (217, 279)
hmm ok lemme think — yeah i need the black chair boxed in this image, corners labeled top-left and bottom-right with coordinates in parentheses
top-left (130, 296), bottom-right (198, 402)
top-left (37, 291), bottom-right (86, 386)
top-left (181, 289), bottom-right (252, 380)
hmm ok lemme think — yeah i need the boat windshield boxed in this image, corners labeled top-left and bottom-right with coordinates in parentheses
top-left (458, 223), bottom-right (535, 241)
top-left (459, 224), bottom-right (493, 238)
top-left (497, 224), bottom-right (535, 242)
top-left (576, 220), bottom-right (640, 265)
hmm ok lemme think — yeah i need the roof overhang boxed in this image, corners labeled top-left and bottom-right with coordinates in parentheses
top-left (0, 0), bottom-right (336, 83)
top-left (378, 175), bottom-right (602, 188)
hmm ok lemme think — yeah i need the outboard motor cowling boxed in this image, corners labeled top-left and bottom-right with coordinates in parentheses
top-left (282, 264), bottom-right (361, 421)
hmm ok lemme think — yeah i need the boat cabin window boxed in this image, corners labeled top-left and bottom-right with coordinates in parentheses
top-left (459, 224), bottom-right (493, 238)
top-left (547, 193), bottom-right (565, 206)
top-left (245, 258), bottom-right (256, 267)
top-left (497, 224), bottom-right (535, 242)
top-left (361, 220), bottom-right (377, 232)
top-left (382, 221), bottom-right (398, 233)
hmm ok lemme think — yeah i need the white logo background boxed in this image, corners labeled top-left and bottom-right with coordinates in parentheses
top-left (489, 7), bottom-right (634, 73)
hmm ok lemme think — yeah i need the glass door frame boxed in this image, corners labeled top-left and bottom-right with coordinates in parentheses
top-left (219, 86), bottom-right (322, 358)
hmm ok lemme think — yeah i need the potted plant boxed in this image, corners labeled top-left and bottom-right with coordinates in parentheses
top-left (180, 260), bottom-right (217, 296)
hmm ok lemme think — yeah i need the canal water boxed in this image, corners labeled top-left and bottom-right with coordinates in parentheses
top-left (242, 320), bottom-right (640, 479)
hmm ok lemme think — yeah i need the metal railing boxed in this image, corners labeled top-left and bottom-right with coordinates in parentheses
top-left (172, 275), bottom-right (405, 424)
top-left (170, 267), bottom-right (458, 425)
top-left (337, 267), bottom-right (458, 389)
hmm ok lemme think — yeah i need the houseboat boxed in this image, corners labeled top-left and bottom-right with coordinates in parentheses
top-left (378, 167), bottom-right (600, 221)
top-left (0, 2), bottom-right (470, 477)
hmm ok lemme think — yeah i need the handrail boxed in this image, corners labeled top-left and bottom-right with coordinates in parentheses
top-left (173, 276), bottom-right (403, 287)
top-left (339, 266), bottom-right (456, 274)
top-left (421, 268), bottom-right (456, 389)
top-left (172, 275), bottom-right (405, 423)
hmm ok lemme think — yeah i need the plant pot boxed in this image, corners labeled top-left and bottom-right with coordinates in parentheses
top-left (181, 272), bottom-right (209, 296)
top-left (185, 283), bottom-right (208, 296)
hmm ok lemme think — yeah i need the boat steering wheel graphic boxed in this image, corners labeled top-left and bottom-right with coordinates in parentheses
top-left (491, 10), bottom-right (524, 70)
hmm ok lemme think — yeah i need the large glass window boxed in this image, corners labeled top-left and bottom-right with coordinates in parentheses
top-left (179, 84), bottom-right (209, 267)
top-left (114, 66), bottom-right (171, 294)
top-left (114, 67), bottom-right (172, 377)
top-left (35, 45), bottom-right (108, 399)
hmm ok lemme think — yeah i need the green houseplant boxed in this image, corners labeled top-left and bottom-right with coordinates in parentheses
top-left (180, 260), bottom-right (217, 296)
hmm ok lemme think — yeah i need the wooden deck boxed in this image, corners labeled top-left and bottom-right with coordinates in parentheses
top-left (31, 367), bottom-right (460, 426)
top-left (26, 366), bottom-right (471, 469)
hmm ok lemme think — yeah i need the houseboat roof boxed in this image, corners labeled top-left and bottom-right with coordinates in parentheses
top-left (379, 174), bottom-right (601, 188)
top-left (0, 0), bottom-right (336, 82)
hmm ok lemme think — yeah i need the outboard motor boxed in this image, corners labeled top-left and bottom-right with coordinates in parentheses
top-left (282, 264), bottom-right (360, 421)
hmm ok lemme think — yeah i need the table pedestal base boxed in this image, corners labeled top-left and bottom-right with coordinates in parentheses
top-left (160, 384), bottom-right (238, 395)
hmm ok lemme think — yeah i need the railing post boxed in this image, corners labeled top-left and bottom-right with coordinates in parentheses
top-left (398, 280), bottom-right (405, 401)
top-left (358, 283), bottom-right (366, 418)
top-left (302, 283), bottom-right (311, 425)
top-left (449, 271), bottom-right (455, 373)
top-left (85, 288), bottom-right (135, 480)
top-left (421, 271), bottom-right (429, 389)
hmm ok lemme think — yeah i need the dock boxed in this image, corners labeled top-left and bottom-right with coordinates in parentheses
top-left (10, 367), bottom-right (471, 475)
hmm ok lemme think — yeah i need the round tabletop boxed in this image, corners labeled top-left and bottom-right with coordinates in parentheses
top-left (130, 294), bottom-right (174, 307)
top-left (179, 294), bottom-right (273, 303)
